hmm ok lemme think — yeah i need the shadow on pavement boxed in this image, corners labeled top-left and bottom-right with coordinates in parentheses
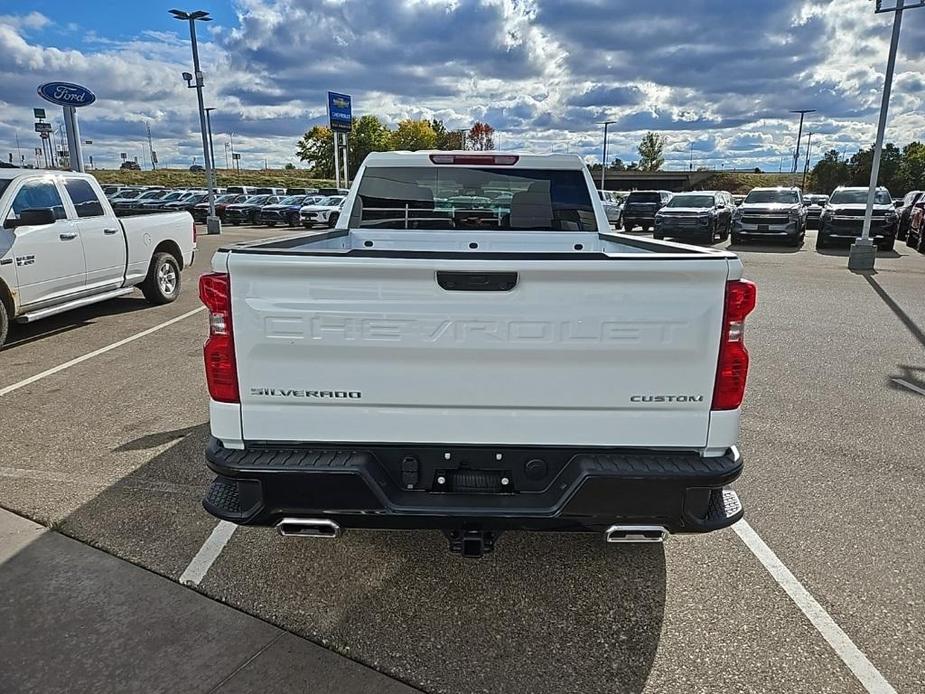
top-left (1, 296), bottom-right (151, 352)
top-left (816, 246), bottom-right (901, 259)
top-left (330, 533), bottom-right (666, 694)
top-left (726, 241), bottom-right (802, 254)
top-left (863, 275), bottom-right (925, 348)
top-left (13, 419), bottom-right (668, 694)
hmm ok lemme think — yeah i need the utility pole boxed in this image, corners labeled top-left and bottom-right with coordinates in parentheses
top-left (849, 0), bottom-right (922, 270)
top-left (802, 132), bottom-right (814, 191)
top-left (597, 120), bottom-right (616, 190)
top-left (170, 9), bottom-right (220, 234)
top-left (145, 121), bottom-right (157, 170)
top-left (789, 109), bottom-right (815, 173)
top-left (689, 141), bottom-right (694, 171)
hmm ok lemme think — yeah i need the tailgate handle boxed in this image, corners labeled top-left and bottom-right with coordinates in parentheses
top-left (437, 271), bottom-right (518, 292)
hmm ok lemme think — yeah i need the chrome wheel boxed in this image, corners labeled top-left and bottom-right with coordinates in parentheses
top-left (157, 262), bottom-right (177, 296)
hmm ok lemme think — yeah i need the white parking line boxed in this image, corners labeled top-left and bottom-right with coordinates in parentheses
top-left (179, 520), bottom-right (237, 586)
top-left (892, 378), bottom-right (925, 397)
top-left (0, 307), bottom-right (205, 398)
top-left (733, 520), bottom-right (897, 694)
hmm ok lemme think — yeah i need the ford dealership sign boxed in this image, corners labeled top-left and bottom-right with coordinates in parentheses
top-left (37, 82), bottom-right (96, 108)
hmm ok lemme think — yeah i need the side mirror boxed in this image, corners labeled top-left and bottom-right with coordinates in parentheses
top-left (4, 207), bottom-right (57, 229)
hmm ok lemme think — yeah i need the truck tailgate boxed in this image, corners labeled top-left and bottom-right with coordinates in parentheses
top-left (228, 254), bottom-right (730, 447)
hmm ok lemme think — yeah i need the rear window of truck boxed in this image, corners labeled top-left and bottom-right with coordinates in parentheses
top-left (626, 192), bottom-right (661, 204)
top-left (351, 167), bottom-right (597, 231)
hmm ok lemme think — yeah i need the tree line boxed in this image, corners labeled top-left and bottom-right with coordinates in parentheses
top-left (810, 142), bottom-right (925, 196)
top-left (296, 118), bottom-right (496, 178)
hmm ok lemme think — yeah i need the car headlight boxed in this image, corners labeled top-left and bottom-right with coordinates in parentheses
top-left (733, 209), bottom-right (743, 220)
top-left (789, 207), bottom-right (802, 219)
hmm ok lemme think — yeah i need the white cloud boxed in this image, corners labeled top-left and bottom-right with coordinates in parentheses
top-left (0, 1), bottom-right (923, 173)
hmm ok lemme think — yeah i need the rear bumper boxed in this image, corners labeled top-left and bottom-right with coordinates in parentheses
top-left (203, 437), bottom-right (744, 534)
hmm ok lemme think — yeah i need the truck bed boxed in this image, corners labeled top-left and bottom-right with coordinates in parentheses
top-left (222, 229), bottom-right (734, 258)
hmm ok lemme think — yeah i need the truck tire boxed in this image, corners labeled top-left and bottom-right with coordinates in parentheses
top-left (731, 232), bottom-right (742, 245)
top-left (141, 252), bottom-right (181, 305)
top-left (623, 220), bottom-right (634, 232)
top-left (815, 233), bottom-right (828, 250)
top-left (288, 212), bottom-right (299, 227)
top-left (327, 212), bottom-right (339, 228)
top-left (878, 237), bottom-right (895, 252)
top-left (0, 299), bottom-right (8, 350)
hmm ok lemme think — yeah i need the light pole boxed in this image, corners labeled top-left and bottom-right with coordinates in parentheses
top-left (689, 141), bottom-right (694, 172)
top-left (801, 132), bottom-right (814, 191)
top-left (205, 106), bottom-right (217, 187)
top-left (597, 120), bottom-right (616, 191)
top-left (789, 109), bottom-right (815, 173)
top-left (170, 9), bottom-right (220, 234)
top-left (849, 0), bottom-right (923, 271)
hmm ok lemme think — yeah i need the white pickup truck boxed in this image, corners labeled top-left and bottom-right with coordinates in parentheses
top-left (0, 170), bottom-right (196, 348)
top-left (200, 152), bottom-right (756, 557)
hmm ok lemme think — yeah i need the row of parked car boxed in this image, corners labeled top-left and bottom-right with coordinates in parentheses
top-left (100, 184), bottom-right (350, 229)
top-left (599, 185), bottom-right (925, 252)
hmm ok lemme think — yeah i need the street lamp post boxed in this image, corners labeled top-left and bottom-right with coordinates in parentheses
top-left (849, 0), bottom-right (923, 271)
top-left (801, 131), bottom-right (814, 191)
top-left (170, 9), bottom-right (220, 235)
top-left (598, 120), bottom-right (616, 191)
top-left (204, 106), bottom-right (217, 187)
top-left (789, 109), bottom-right (815, 174)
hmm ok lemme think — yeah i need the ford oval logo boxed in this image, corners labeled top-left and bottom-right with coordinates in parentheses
top-left (37, 82), bottom-right (96, 108)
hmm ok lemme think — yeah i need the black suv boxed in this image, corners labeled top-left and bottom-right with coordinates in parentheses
top-left (622, 190), bottom-right (672, 231)
top-left (817, 187), bottom-right (897, 251)
top-left (225, 195), bottom-right (280, 225)
top-left (896, 190), bottom-right (922, 241)
top-left (653, 191), bottom-right (733, 243)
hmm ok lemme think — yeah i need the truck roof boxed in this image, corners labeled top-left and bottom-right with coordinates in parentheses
top-left (0, 169), bottom-right (92, 181)
top-left (364, 151), bottom-right (587, 170)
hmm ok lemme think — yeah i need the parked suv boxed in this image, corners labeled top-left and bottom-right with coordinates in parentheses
top-left (904, 197), bottom-right (925, 251)
top-left (732, 187), bottom-right (806, 246)
top-left (257, 194), bottom-right (323, 227)
top-left (654, 191), bottom-right (733, 244)
top-left (225, 195), bottom-right (280, 225)
top-left (817, 186), bottom-right (897, 251)
top-left (622, 190), bottom-right (672, 231)
top-left (597, 190), bottom-right (623, 227)
top-left (896, 190), bottom-right (922, 241)
top-left (803, 194), bottom-right (829, 229)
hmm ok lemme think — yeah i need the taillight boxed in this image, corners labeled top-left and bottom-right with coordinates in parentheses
top-left (712, 279), bottom-right (757, 410)
top-left (199, 272), bottom-right (239, 403)
top-left (428, 154), bottom-right (519, 166)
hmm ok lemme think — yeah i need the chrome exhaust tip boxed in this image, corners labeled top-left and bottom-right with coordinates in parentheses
top-left (276, 518), bottom-right (341, 538)
top-left (605, 525), bottom-right (668, 543)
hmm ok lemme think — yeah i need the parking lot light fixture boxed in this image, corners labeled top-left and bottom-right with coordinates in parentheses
top-left (597, 121), bottom-right (616, 190)
top-left (171, 8), bottom-right (221, 235)
top-left (849, 0), bottom-right (920, 271)
top-left (789, 110), bottom-right (815, 174)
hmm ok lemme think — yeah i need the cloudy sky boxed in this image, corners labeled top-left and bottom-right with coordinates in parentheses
top-left (1, 0), bottom-right (924, 171)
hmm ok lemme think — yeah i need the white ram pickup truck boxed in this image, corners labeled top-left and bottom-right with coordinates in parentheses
top-left (0, 170), bottom-right (196, 347)
top-left (200, 152), bottom-right (756, 557)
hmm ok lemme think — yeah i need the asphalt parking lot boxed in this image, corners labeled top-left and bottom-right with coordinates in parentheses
top-left (1, 223), bottom-right (923, 693)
